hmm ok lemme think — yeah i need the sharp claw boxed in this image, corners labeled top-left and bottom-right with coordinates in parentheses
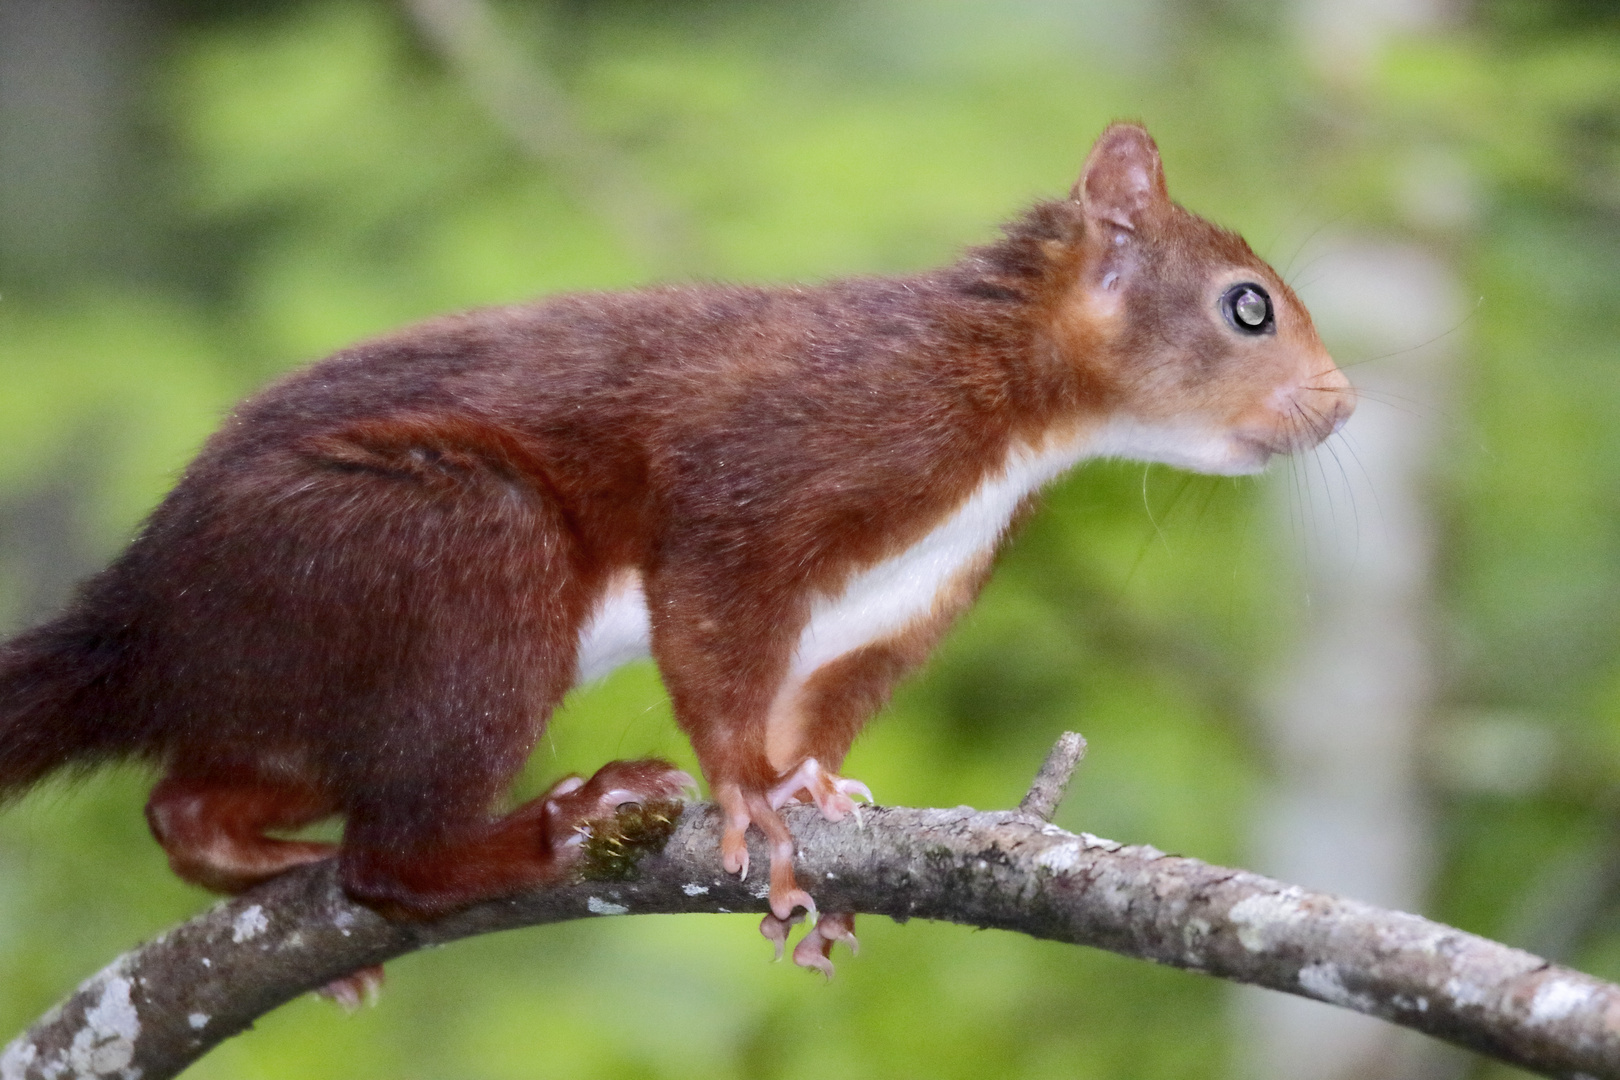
top-left (318, 965), bottom-right (385, 1012)
top-left (771, 888), bottom-right (816, 922)
top-left (673, 771), bottom-right (701, 801)
top-left (792, 934), bottom-right (836, 979)
top-left (549, 775), bottom-right (586, 798)
top-left (837, 779), bottom-right (874, 804)
top-left (766, 761), bottom-right (875, 823)
top-left (762, 925), bottom-right (787, 962)
top-left (602, 771), bottom-right (694, 808)
top-left (321, 981), bottom-right (361, 1013)
top-left (759, 911), bottom-right (804, 961)
top-left (824, 925), bottom-right (858, 955)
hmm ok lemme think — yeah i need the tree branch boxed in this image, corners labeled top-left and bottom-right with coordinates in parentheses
top-left (6, 765), bottom-right (1620, 1079)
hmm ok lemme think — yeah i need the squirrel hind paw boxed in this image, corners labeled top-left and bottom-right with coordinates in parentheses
top-left (317, 964), bottom-right (386, 1012)
top-left (540, 759), bottom-right (691, 836)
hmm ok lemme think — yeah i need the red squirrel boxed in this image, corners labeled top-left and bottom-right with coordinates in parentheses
top-left (0, 124), bottom-right (1350, 980)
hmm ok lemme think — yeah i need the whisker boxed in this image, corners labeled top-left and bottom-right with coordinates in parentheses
top-left (1231, 474), bottom-right (1262, 595)
top-left (1285, 419), bottom-right (1310, 558)
top-left (1299, 413), bottom-right (1327, 559)
top-left (1303, 384), bottom-right (1439, 423)
top-left (1335, 296), bottom-right (1482, 371)
top-left (1302, 399), bottom-right (1363, 559)
top-left (1297, 402), bottom-right (1340, 539)
top-left (1158, 471), bottom-right (1200, 527)
top-left (1259, 190), bottom-right (1329, 268)
top-left (1286, 253), bottom-right (1350, 293)
top-left (1334, 426), bottom-right (1387, 526)
top-left (1304, 384), bottom-right (1415, 403)
top-left (1192, 475), bottom-right (1223, 530)
top-left (1297, 443), bottom-right (1317, 565)
top-left (1322, 437), bottom-right (1362, 562)
top-left (1122, 466), bottom-right (1170, 587)
top-left (1142, 466), bottom-right (1169, 548)
top-left (1281, 212), bottom-right (1352, 284)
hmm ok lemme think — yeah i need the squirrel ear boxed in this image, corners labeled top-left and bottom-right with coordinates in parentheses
top-left (1072, 123), bottom-right (1168, 233)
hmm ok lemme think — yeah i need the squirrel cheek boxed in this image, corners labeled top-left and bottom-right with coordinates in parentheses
top-left (1054, 277), bottom-right (1130, 365)
top-left (1051, 307), bottom-right (1120, 391)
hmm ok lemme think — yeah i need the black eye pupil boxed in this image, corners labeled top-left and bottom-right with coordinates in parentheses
top-left (1222, 283), bottom-right (1273, 334)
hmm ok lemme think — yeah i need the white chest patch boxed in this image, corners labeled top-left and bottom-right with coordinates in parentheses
top-left (790, 435), bottom-right (1087, 678)
top-left (574, 572), bottom-right (652, 684)
top-left (570, 434), bottom-right (1093, 692)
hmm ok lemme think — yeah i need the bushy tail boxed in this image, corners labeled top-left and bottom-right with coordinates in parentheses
top-left (0, 602), bottom-right (143, 798)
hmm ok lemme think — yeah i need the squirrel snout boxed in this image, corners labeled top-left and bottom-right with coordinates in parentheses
top-left (1248, 363), bottom-right (1353, 458)
top-left (1290, 364), bottom-right (1354, 449)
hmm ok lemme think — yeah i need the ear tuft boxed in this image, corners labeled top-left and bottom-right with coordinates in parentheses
top-left (1071, 123), bottom-right (1168, 233)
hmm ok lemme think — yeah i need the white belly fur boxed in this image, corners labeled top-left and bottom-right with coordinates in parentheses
top-left (574, 572), bottom-right (652, 684)
top-left (790, 433), bottom-right (1087, 677)
top-left (571, 434), bottom-right (1089, 697)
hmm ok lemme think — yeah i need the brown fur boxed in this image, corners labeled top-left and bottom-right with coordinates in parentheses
top-left (0, 125), bottom-right (1350, 929)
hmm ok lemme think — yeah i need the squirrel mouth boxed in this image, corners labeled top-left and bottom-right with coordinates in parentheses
top-left (1230, 436), bottom-right (1278, 470)
top-left (1238, 411), bottom-right (1340, 460)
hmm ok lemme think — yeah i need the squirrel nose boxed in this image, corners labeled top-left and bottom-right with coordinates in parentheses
top-left (1301, 390), bottom-right (1353, 447)
top-left (1316, 386), bottom-right (1354, 437)
top-left (1306, 359), bottom-right (1354, 437)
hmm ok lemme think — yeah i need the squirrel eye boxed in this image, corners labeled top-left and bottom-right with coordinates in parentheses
top-left (1221, 283), bottom-right (1274, 334)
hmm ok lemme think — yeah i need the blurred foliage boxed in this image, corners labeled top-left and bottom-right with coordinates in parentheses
top-left (0, 1), bottom-right (1617, 1078)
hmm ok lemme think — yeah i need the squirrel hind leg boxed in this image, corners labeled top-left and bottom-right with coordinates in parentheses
top-left (338, 758), bottom-right (693, 921)
top-left (147, 772), bottom-right (393, 1009)
top-left (145, 773), bottom-right (339, 895)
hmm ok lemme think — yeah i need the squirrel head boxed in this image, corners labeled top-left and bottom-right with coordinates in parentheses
top-left (1051, 123), bottom-right (1352, 475)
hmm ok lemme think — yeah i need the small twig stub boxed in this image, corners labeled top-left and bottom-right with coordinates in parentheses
top-left (1019, 731), bottom-right (1088, 821)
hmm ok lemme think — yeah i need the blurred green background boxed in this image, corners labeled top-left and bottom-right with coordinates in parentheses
top-left (2, 1), bottom-right (1618, 1078)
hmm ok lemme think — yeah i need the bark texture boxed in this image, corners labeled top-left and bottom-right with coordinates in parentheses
top-left (5, 800), bottom-right (1619, 1080)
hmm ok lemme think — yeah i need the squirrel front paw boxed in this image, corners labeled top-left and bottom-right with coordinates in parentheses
top-left (714, 782), bottom-right (817, 920)
top-left (766, 758), bottom-right (873, 824)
